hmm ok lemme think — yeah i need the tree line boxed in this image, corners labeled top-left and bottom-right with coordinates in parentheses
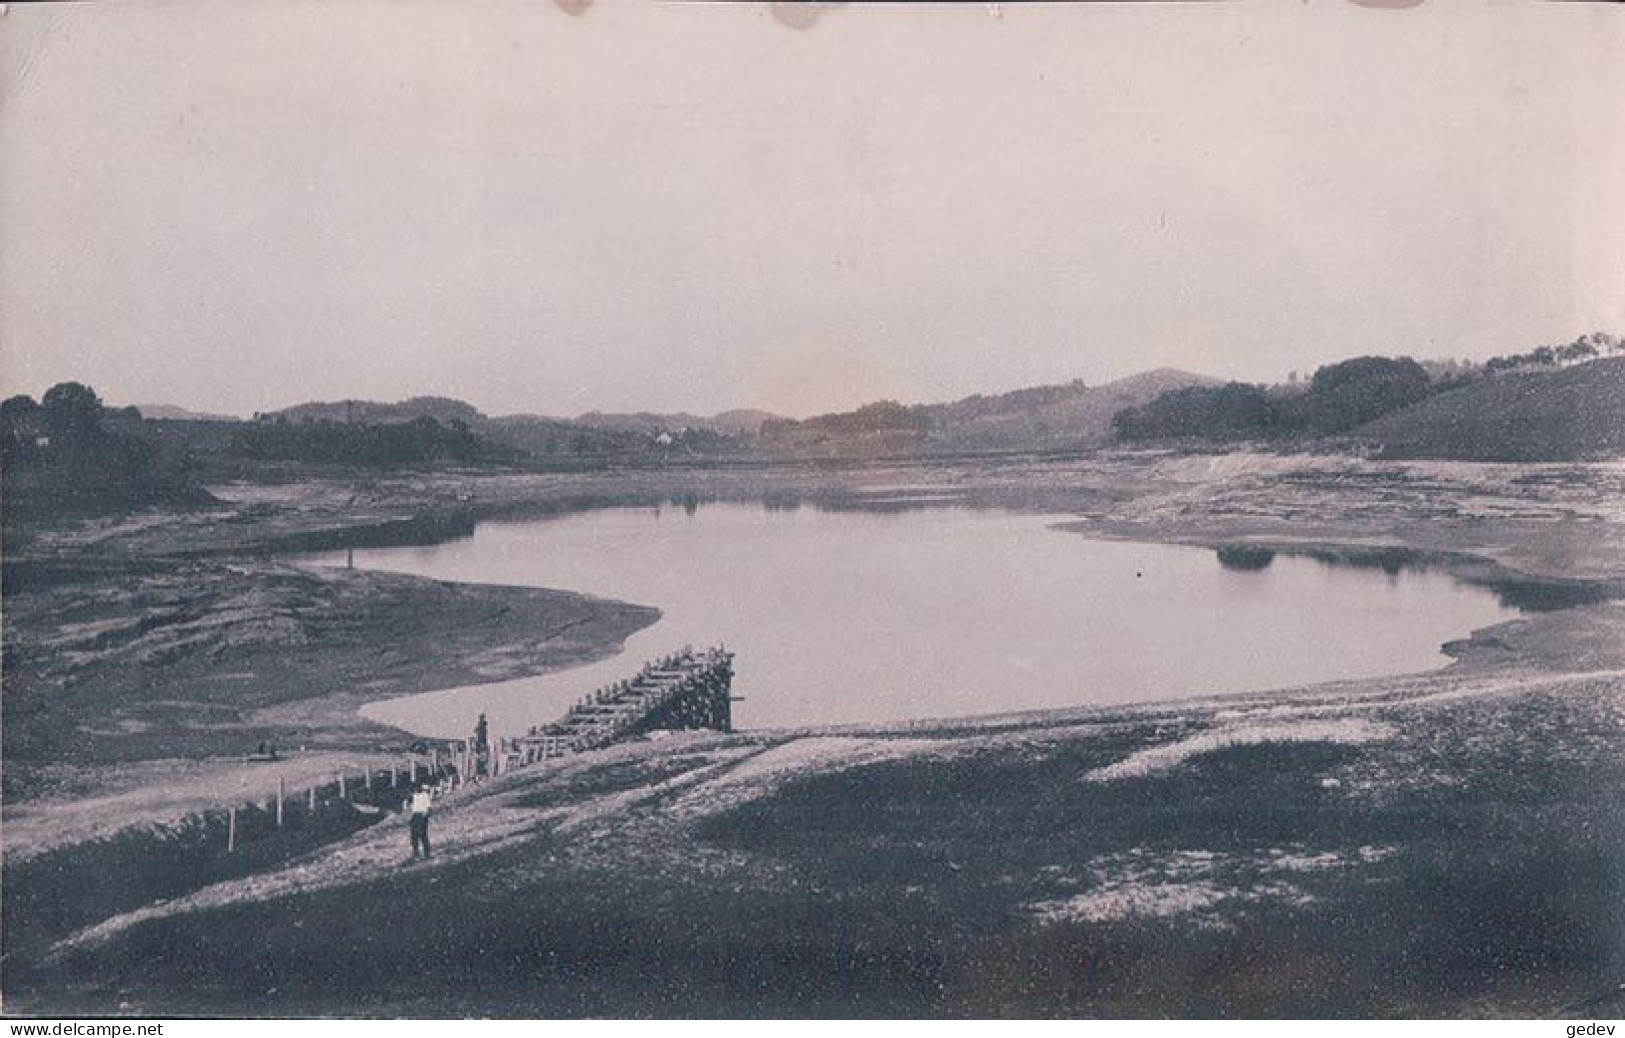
top-left (1, 383), bottom-right (499, 519)
top-left (1, 383), bottom-right (207, 518)
top-left (1112, 332), bottom-right (1623, 445)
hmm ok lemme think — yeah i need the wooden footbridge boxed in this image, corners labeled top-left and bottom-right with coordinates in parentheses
top-left (463, 646), bottom-right (737, 776)
top-left (208, 646), bottom-right (735, 857)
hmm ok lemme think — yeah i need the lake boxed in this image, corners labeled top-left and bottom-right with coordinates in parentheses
top-left (299, 503), bottom-right (1518, 739)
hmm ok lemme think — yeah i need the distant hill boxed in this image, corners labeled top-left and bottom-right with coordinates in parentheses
top-left (705, 409), bottom-right (783, 436)
top-left (574, 408), bottom-right (783, 437)
top-left (243, 374), bottom-right (1240, 461)
top-left (482, 414), bottom-right (651, 457)
top-left (263, 396), bottom-right (483, 426)
top-left (1348, 357), bottom-right (1625, 461)
top-left (254, 397), bottom-right (778, 458)
top-left (130, 403), bottom-right (240, 422)
top-left (247, 395), bottom-right (757, 462)
top-left (934, 368), bottom-right (1220, 450)
top-left (760, 369), bottom-right (1219, 455)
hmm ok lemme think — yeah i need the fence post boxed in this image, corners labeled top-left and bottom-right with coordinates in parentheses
top-left (276, 778), bottom-right (286, 828)
top-left (366, 767), bottom-right (373, 792)
top-left (227, 807), bottom-right (238, 854)
top-left (338, 771), bottom-right (347, 800)
top-left (309, 785), bottom-right (317, 812)
top-left (391, 762), bottom-right (398, 788)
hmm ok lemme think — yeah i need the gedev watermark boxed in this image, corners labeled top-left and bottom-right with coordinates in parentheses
top-left (1567, 1025), bottom-right (1617, 1038)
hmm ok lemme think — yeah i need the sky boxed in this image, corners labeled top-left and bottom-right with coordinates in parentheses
top-left (2, 1), bottom-right (1622, 420)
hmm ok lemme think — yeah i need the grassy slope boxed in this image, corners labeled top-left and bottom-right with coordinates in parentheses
top-left (934, 369), bottom-right (1220, 450)
top-left (759, 370), bottom-right (1217, 456)
top-left (1350, 359), bottom-right (1625, 462)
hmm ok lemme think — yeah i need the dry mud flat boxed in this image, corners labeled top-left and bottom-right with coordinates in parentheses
top-left (12, 603), bottom-right (1625, 1018)
top-left (2, 560), bottom-right (656, 781)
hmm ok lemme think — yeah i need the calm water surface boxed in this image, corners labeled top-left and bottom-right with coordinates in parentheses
top-left (302, 504), bottom-right (1517, 739)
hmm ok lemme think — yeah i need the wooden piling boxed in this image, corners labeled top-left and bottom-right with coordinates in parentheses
top-left (460, 647), bottom-right (734, 772)
top-left (338, 771), bottom-right (347, 799)
top-left (227, 807), bottom-right (238, 854)
top-left (276, 778), bottom-right (286, 828)
top-left (366, 767), bottom-right (373, 792)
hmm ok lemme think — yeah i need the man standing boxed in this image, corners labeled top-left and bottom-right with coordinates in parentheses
top-left (408, 782), bottom-right (433, 860)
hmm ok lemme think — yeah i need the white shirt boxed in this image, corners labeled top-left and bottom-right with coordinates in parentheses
top-left (410, 790), bottom-right (433, 816)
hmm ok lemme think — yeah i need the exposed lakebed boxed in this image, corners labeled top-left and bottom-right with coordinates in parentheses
top-left (296, 503), bottom-right (1520, 738)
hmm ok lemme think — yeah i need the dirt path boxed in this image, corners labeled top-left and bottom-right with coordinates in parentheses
top-left (4, 751), bottom-right (412, 863)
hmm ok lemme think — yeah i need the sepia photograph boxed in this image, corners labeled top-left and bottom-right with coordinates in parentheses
top-left (2, 0), bottom-right (1624, 1022)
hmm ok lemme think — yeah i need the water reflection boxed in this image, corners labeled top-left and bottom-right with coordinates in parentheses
top-left (1215, 542), bottom-right (1611, 612)
top-left (1215, 546), bottom-right (1277, 572)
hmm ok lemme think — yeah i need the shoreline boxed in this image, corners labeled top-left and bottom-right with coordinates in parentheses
top-left (8, 450), bottom-right (1620, 788)
top-left (329, 506), bottom-right (1573, 743)
top-left (1058, 522), bottom-right (1625, 612)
